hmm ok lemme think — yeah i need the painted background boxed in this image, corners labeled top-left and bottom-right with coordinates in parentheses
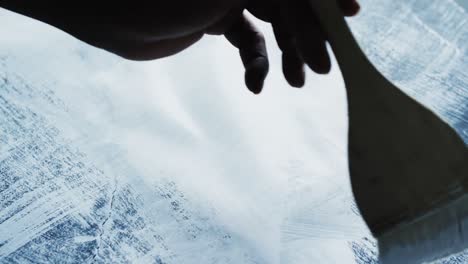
top-left (1, 0), bottom-right (467, 263)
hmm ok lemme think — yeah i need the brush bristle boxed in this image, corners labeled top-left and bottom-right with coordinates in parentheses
top-left (377, 193), bottom-right (468, 264)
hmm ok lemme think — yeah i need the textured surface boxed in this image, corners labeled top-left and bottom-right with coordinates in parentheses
top-left (0, 0), bottom-right (467, 263)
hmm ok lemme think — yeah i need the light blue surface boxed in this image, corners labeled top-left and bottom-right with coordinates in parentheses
top-left (0, 0), bottom-right (467, 263)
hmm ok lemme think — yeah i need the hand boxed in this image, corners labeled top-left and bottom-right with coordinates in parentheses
top-left (0, 2), bottom-right (253, 59)
top-left (248, 0), bottom-right (360, 88)
top-left (1, 1), bottom-right (272, 93)
top-left (0, 0), bottom-right (359, 94)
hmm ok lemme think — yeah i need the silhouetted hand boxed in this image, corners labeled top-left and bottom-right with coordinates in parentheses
top-left (0, 0), bottom-right (359, 94)
top-left (248, 0), bottom-right (360, 87)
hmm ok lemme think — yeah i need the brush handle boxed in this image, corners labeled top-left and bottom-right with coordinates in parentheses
top-left (308, 0), bottom-right (379, 90)
top-left (309, 0), bottom-right (468, 241)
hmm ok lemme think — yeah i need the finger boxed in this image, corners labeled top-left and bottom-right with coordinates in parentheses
top-left (282, 0), bottom-right (331, 74)
top-left (225, 14), bottom-right (269, 94)
top-left (272, 20), bottom-right (305, 88)
top-left (338, 0), bottom-right (361, 16)
top-left (247, 3), bottom-right (305, 88)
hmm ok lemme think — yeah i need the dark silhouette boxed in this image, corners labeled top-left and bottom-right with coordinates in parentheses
top-left (6, 1), bottom-right (467, 263)
top-left (0, 0), bottom-right (359, 94)
top-left (310, 0), bottom-right (468, 263)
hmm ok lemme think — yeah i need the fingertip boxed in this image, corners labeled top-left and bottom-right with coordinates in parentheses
top-left (245, 72), bottom-right (265, 94)
top-left (246, 72), bottom-right (264, 94)
top-left (312, 57), bottom-right (331, 74)
top-left (351, 0), bottom-right (361, 15)
top-left (341, 0), bottom-right (361, 16)
top-left (287, 73), bottom-right (305, 88)
top-left (299, 47), bottom-right (331, 75)
top-left (245, 57), bottom-right (269, 94)
top-left (285, 66), bottom-right (305, 88)
top-left (282, 53), bottom-right (305, 88)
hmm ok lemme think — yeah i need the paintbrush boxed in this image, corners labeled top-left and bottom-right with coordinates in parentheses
top-left (308, 0), bottom-right (468, 262)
